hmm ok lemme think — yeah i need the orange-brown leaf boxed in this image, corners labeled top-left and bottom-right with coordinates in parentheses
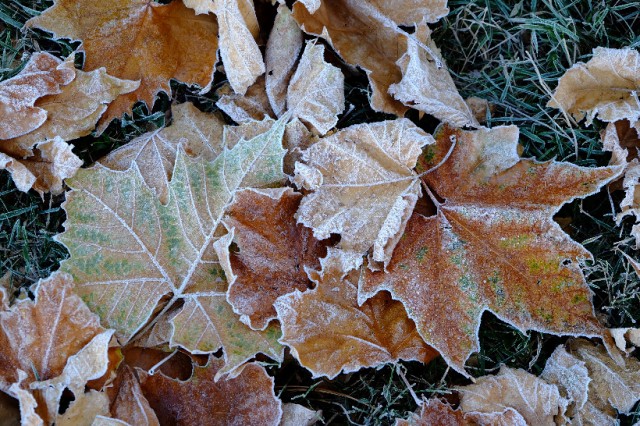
top-left (27, 0), bottom-right (218, 129)
top-left (360, 125), bottom-right (621, 375)
top-left (395, 399), bottom-right (466, 426)
top-left (137, 358), bottom-right (282, 425)
top-left (275, 250), bottom-right (438, 379)
top-left (223, 188), bottom-right (329, 330)
top-left (0, 52), bottom-right (74, 140)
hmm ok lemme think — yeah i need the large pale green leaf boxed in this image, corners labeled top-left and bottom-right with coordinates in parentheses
top-left (58, 117), bottom-right (288, 376)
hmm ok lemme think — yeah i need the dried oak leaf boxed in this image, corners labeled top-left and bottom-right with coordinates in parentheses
top-left (293, 118), bottom-right (433, 265)
top-left (137, 357), bottom-right (282, 426)
top-left (57, 117), bottom-right (289, 378)
top-left (0, 272), bottom-right (107, 423)
top-left (389, 24), bottom-right (478, 128)
top-left (0, 52), bottom-right (74, 140)
top-left (100, 102), bottom-right (225, 204)
top-left (457, 366), bottom-right (567, 425)
top-left (222, 187), bottom-right (329, 330)
top-left (292, 0), bottom-right (448, 116)
top-left (359, 124), bottom-right (621, 375)
top-left (26, 0), bottom-right (218, 129)
top-left (274, 249), bottom-right (438, 379)
top-left (548, 47), bottom-right (640, 126)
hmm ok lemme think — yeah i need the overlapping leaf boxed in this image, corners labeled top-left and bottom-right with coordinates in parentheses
top-left (137, 358), bottom-right (282, 425)
top-left (58, 117), bottom-right (289, 376)
top-left (0, 52), bottom-right (74, 139)
top-left (100, 102), bottom-right (225, 204)
top-left (293, 118), bottom-right (433, 265)
top-left (222, 188), bottom-right (329, 330)
top-left (0, 272), bottom-right (108, 423)
top-left (292, 0), bottom-right (448, 115)
top-left (275, 249), bottom-right (438, 378)
top-left (359, 124), bottom-right (621, 375)
top-left (27, 0), bottom-right (219, 128)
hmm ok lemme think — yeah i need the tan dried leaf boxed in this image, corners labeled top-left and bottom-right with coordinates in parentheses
top-left (100, 102), bottom-right (225, 204)
top-left (294, 118), bottom-right (433, 265)
top-left (292, 0), bottom-right (448, 115)
top-left (27, 0), bottom-right (218, 129)
top-left (217, 76), bottom-right (274, 124)
top-left (266, 4), bottom-right (304, 117)
top-left (360, 125), bottom-right (621, 375)
top-left (5, 58), bottom-right (139, 151)
top-left (280, 403), bottom-right (320, 426)
top-left (287, 41), bottom-right (344, 134)
top-left (223, 188), bottom-right (328, 330)
top-left (0, 136), bottom-right (82, 195)
top-left (56, 390), bottom-right (110, 426)
top-left (457, 366), bottom-right (567, 425)
top-left (214, 0), bottom-right (265, 95)
top-left (275, 249), bottom-right (438, 379)
top-left (394, 399), bottom-right (466, 426)
top-left (389, 24), bottom-right (478, 128)
top-left (137, 358), bottom-right (282, 425)
top-left (548, 47), bottom-right (640, 125)
top-left (609, 326), bottom-right (640, 353)
top-left (0, 52), bottom-right (74, 140)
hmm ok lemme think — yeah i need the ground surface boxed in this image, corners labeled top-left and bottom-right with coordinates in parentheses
top-left (1, 0), bottom-right (640, 424)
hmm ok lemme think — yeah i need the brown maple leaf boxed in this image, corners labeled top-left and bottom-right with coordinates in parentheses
top-left (360, 124), bottom-right (622, 375)
top-left (26, 0), bottom-right (218, 129)
top-left (275, 249), bottom-right (438, 379)
top-left (222, 187), bottom-right (329, 330)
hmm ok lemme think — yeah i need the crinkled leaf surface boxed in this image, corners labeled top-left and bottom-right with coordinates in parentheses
top-left (223, 187), bottom-right (329, 330)
top-left (0, 52), bottom-right (74, 140)
top-left (394, 398), bottom-right (466, 426)
top-left (214, 0), bottom-right (264, 95)
top-left (107, 366), bottom-right (159, 426)
top-left (548, 47), bottom-right (640, 125)
top-left (275, 249), bottom-right (438, 379)
top-left (27, 0), bottom-right (218, 128)
top-left (5, 57), bottom-right (139, 151)
top-left (265, 4), bottom-right (304, 118)
top-left (58, 117), bottom-right (288, 376)
top-left (292, 0), bottom-right (448, 115)
top-left (294, 118), bottom-right (432, 265)
top-left (100, 102), bottom-right (225, 204)
top-left (457, 366), bottom-right (567, 425)
top-left (137, 358), bottom-right (282, 426)
top-left (217, 76), bottom-right (274, 124)
top-left (286, 41), bottom-right (344, 135)
top-left (389, 24), bottom-right (477, 128)
top-left (0, 136), bottom-right (82, 195)
top-left (360, 125), bottom-right (621, 375)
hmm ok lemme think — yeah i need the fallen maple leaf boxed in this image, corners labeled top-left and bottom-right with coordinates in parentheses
top-left (0, 272), bottom-right (108, 423)
top-left (222, 187), bottom-right (329, 330)
top-left (0, 52), bottom-right (74, 140)
top-left (58, 117), bottom-right (288, 377)
top-left (292, 0), bottom-right (448, 115)
top-left (293, 118), bottom-right (433, 265)
top-left (100, 102), bottom-right (225, 204)
top-left (359, 124), bottom-right (621, 375)
top-left (137, 357), bottom-right (282, 426)
top-left (107, 366), bottom-right (159, 426)
top-left (548, 47), bottom-right (640, 126)
top-left (26, 0), bottom-right (219, 129)
top-left (275, 249), bottom-right (438, 379)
